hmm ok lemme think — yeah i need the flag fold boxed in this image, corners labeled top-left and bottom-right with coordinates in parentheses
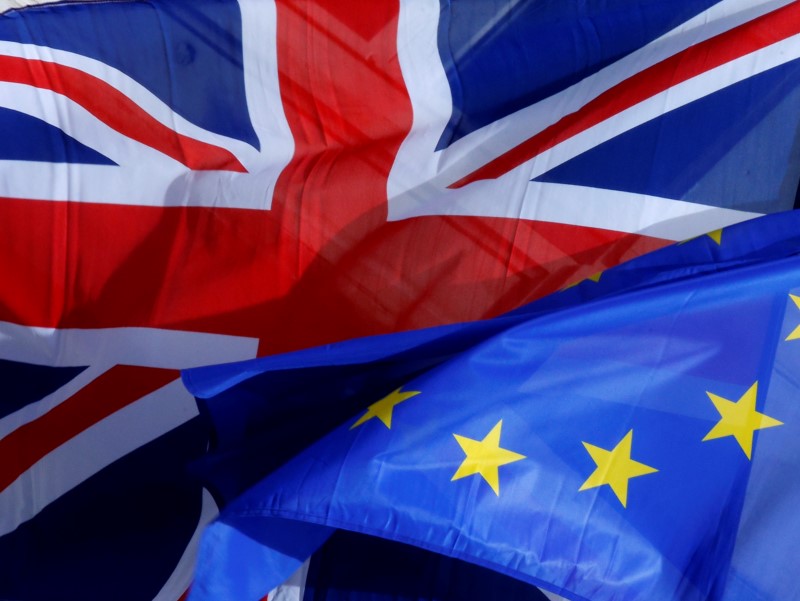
top-left (185, 210), bottom-right (800, 601)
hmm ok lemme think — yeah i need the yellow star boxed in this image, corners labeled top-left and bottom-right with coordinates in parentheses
top-left (563, 271), bottom-right (602, 290)
top-left (703, 382), bottom-right (782, 459)
top-left (785, 294), bottom-right (800, 341)
top-left (680, 229), bottom-right (722, 245)
top-left (579, 430), bottom-right (657, 508)
top-left (707, 229), bottom-right (723, 245)
top-left (350, 387), bottom-right (420, 430)
top-left (451, 420), bottom-right (525, 495)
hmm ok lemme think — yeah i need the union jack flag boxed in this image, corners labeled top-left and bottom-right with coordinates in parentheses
top-left (0, 0), bottom-right (798, 599)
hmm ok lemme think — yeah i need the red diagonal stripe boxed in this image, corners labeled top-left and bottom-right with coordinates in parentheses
top-left (0, 56), bottom-right (246, 172)
top-left (0, 364), bottom-right (178, 492)
top-left (450, 0), bottom-right (800, 188)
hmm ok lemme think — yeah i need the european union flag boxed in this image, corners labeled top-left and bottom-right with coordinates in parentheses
top-left (185, 212), bottom-right (800, 601)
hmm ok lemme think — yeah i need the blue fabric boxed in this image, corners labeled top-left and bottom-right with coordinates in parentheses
top-left (435, 0), bottom-right (719, 148)
top-left (0, 359), bottom-right (86, 419)
top-left (0, 0), bottom-right (257, 148)
top-left (304, 531), bottom-right (550, 601)
top-left (187, 211), bottom-right (800, 601)
top-left (0, 419), bottom-right (207, 601)
top-left (185, 317), bottom-right (536, 505)
top-left (0, 108), bottom-right (115, 165)
top-left (534, 57), bottom-right (800, 213)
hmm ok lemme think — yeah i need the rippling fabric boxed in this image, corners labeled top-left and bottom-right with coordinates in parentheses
top-left (188, 210), bottom-right (800, 601)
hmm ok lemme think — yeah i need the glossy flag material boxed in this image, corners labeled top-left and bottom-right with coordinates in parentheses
top-left (187, 210), bottom-right (800, 601)
top-left (1, 0), bottom-right (799, 599)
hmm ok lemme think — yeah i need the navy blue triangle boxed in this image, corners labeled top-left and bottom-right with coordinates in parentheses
top-left (0, 359), bottom-right (87, 419)
top-left (436, 0), bottom-right (721, 149)
top-left (0, 108), bottom-right (115, 164)
top-left (534, 58), bottom-right (800, 214)
top-left (0, 0), bottom-right (258, 149)
top-left (0, 418), bottom-right (207, 601)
